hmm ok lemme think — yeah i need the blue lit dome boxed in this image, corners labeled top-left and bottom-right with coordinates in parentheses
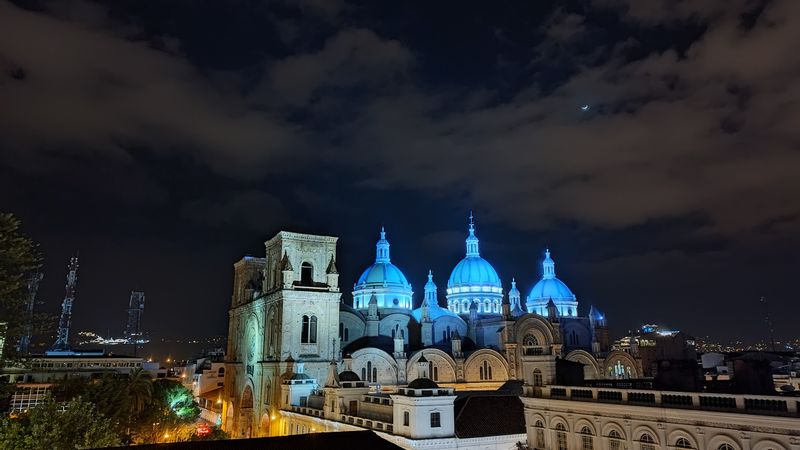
top-left (445, 215), bottom-right (504, 315)
top-left (526, 249), bottom-right (579, 317)
top-left (528, 278), bottom-right (575, 302)
top-left (448, 257), bottom-right (502, 288)
top-left (357, 261), bottom-right (410, 286)
top-left (352, 228), bottom-right (413, 310)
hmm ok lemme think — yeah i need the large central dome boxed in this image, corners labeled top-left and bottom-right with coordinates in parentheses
top-left (447, 257), bottom-right (501, 288)
top-left (445, 215), bottom-right (503, 315)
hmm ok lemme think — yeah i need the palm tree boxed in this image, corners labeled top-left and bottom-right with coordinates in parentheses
top-left (122, 368), bottom-right (153, 440)
top-left (125, 368), bottom-right (153, 416)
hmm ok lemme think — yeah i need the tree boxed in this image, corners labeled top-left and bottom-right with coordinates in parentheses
top-left (0, 396), bottom-right (121, 450)
top-left (133, 379), bottom-right (199, 444)
top-left (124, 368), bottom-right (153, 417)
top-left (0, 212), bottom-right (43, 364)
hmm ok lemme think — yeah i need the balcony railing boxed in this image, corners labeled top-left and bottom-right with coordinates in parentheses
top-left (523, 385), bottom-right (799, 418)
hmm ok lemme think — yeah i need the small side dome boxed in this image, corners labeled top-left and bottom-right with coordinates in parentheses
top-left (408, 377), bottom-right (439, 389)
top-left (339, 370), bottom-right (361, 382)
top-left (290, 373), bottom-right (310, 380)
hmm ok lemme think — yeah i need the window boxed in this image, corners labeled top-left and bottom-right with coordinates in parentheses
top-left (534, 420), bottom-right (545, 449)
top-left (640, 433), bottom-right (655, 450)
top-left (609, 430), bottom-right (623, 450)
top-left (555, 423), bottom-right (567, 450)
top-left (675, 438), bottom-right (693, 449)
top-left (718, 445), bottom-right (734, 450)
top-left (430, 412), bottom-right (441, 428)
top-left (480, 360), bottom-right (493, 380)
top-left (533, 368), bottom-right (543, 387)
top-left (300, 262), bottom-right (313, 285)
top-left (344, 328), bottom-right (349, 341)
top-left (403, 411), bottom-right (409, 426)
top-left (372, 367), bottom-right (377, 382)
top-left (433, 366), bottom-right (439, 381)
top-left (367, 362), bottom-right (372, 382)
top-left (581, 426), bottom-right (594, 450)
top-left (339, 322), bottom-right (343, 339)
top-left (301, 315), bottom-right (318, 344)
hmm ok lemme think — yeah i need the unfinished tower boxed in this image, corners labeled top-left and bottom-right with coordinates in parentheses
top-left (124, 291), bottom-right (146, 355)
top-left (49, 256), bottom-right (79, 353)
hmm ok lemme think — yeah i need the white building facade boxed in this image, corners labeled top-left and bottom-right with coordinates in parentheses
top-left (521, 384), bottom-right (800, 450)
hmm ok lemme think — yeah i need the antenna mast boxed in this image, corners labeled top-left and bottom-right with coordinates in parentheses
top-left (17, 270), bottom-right (43, 355)
top-left (51, 256), bottom-right (79, 353)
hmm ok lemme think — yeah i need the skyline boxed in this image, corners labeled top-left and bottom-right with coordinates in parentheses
top-left (2, 0), bottom-right (799, 344)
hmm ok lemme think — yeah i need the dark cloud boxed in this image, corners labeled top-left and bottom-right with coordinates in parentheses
top-left (2, 0), bottom-right (798, 346)
top-left (0, 1), bottom-right (301, 179)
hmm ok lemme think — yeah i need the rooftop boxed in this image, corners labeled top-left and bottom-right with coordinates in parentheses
top-left (111, 430), bottom-right (401, 449)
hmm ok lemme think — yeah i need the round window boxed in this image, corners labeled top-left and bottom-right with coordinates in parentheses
top-left (393, 298), bottom-right (399, 305)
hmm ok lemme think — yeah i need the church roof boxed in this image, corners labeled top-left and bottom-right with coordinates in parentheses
top-left (527, 249), bottom-right (576, 302)
top-left (355, 228), bottom-right (412, 290)
top-left (407, 377), bottom-right (438, 389)
top-left (447, 215), bottom-right (502, 290)
top-left (339, 370), bottom-right (361, 382)
top-left (342, 335), bottom-right (395, 355)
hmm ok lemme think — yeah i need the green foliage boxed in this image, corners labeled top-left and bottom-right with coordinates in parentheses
top-left (132, 379), bottom-right (199, 444)
top-left (0, 396), bottom-right (121, 450)
top-left (0, 212), bottom-right (43, 363)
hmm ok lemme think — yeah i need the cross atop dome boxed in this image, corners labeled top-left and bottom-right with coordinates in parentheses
top-left (542, 248), bottom-right (556, 279)
top-left (465, 212), bottom-right (480, 257)
top-left (375, 227), bottom-right (391, 263)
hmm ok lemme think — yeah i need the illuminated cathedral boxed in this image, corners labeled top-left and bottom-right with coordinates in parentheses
top-left (223, 216), bottom-right (642, 440)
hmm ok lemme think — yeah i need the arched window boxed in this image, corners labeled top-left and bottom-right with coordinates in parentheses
top-left (675, 438), bottom-right (693, 449)
top-left (480, 360), bottom-right (492, 380)
top-left (344, 328), bottom-right (349, 341)
top-left (339, 322), bottom-right (344, 339)
top-left (443, 330), bottom-right (447, 341)
top-left (367, 361), bottom-right (372, 382)
top-left (403, 411), bottom-right (409, 426)
top-left (533, 368), bottom-right (543, 387)
top-left (446, 326), bottom-right (451, 340)
top-left (218, 367), bottom-right (225, 377)
top-left (640, 433), bottom-right (655, 450)
top-left (300, 262), bottom-right (313, 285)
top-left (718, 444), bottom-right (735, 450)
top-left (609, 430), bottom-right (623, 450)
top-left (372, 367), bottom-right (377, 382)
top-left (581, 426), bottom-right (594, 450)
top-left (361, 367), bottom-right (366, 381)
top-left (433, 366), bottom-right (439, 381)
top-left (301, 315), bottom-right (318, 343)
top-left (555, 423), bottom-right (568, 450)
top-left (534, 420), bottom-right (545, 449)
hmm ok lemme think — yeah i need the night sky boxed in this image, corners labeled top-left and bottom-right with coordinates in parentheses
top-left (2, 0), bottom-right (798, 350)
